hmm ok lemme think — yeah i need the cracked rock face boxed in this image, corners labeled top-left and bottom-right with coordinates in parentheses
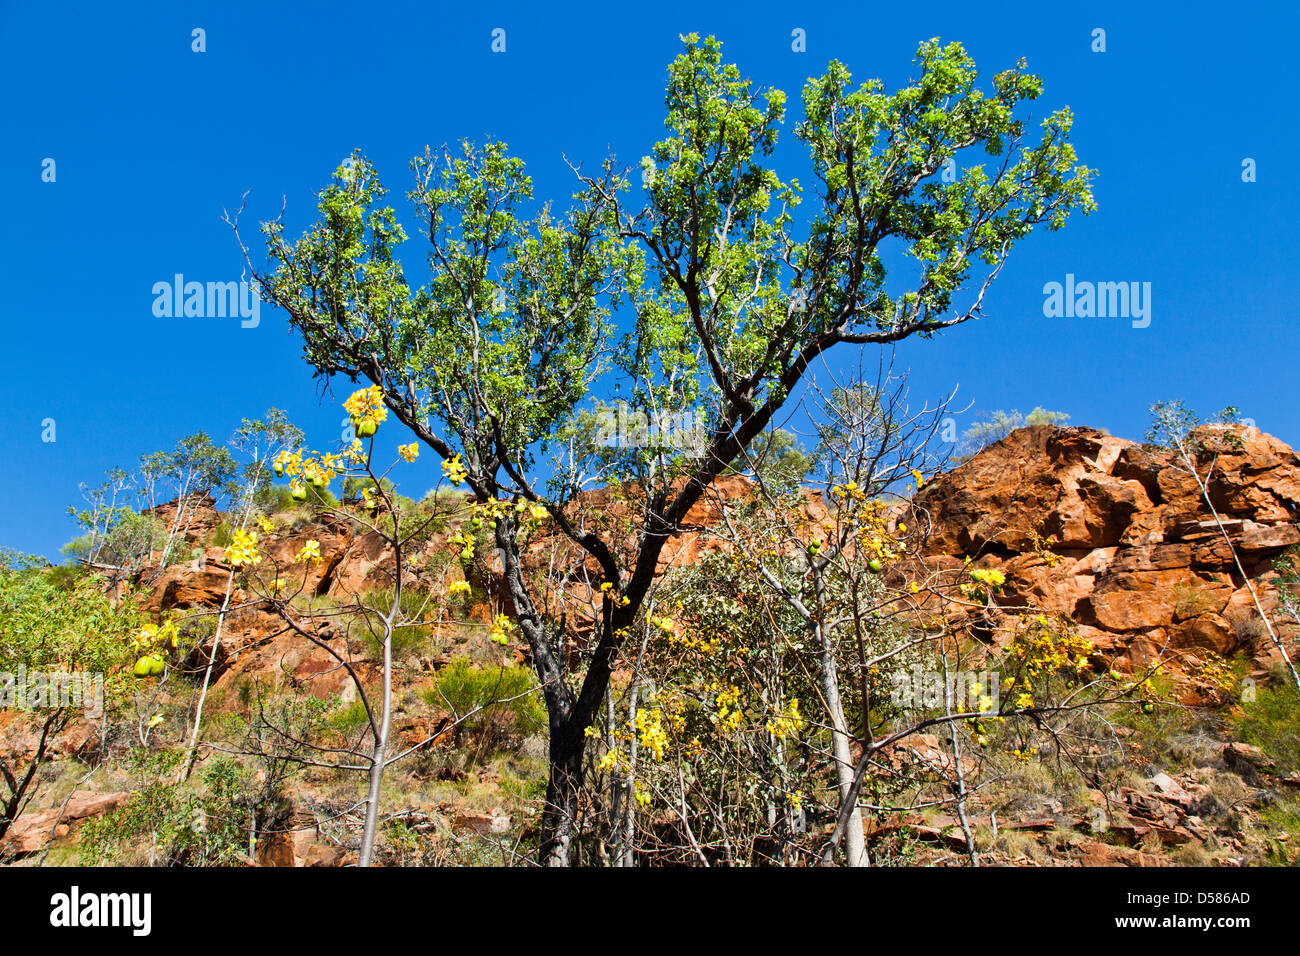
top-left (911, 424), bottom-right (1300, 675)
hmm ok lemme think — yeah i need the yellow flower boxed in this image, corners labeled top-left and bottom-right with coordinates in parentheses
top-left (488, 613), bottom-right (512, 645)
top-left (257, 515), bottom-right (275, 533)
top-left (447, 579), bottom-right (472, 598)
top-left (344, 385), bottom-right (388, 432)
top-left (912, 469), bottom-right (925, 488)
top-left (767, 699), bottom-right (805, 740)
top-left (225, 529), bottom-right (262, 568)
top-left (294, 539), bottom-right (322, 565)
top-left (398, 443), bottom-right (419, 463)
top-left (635, 709), bottom-right (669, 761)
top-left (442, 454), bottom-right (468, 485)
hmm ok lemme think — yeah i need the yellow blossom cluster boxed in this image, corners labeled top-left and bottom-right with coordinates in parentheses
top-left (398, 443), bottom-right (419, 463)
top-left (706, 682), bottom-right (745, 734)
top-left (635, 708), bottom-right (669, 761)
top-left (1006, 614), bottom-right (1094, 679)
top-left (130, 619), bottom-right (179, 677)
top-left (488, 613), bottom-right (512, 646)
top-left (343, 385), bottom-right (388, 435)
top-left (273, 448), bottom-right (343, 500)
top-left (442, 454), bottom-right (468, 485)
top-left (131, 620), bottom-right (178, 656)
top-left (294, 539), bottom-right (322, 565)
top-left (960, 565), bottom-right (1007, 601)
top-left (766, 698), bottom-right (805, 740)
top-left (225, 529), bottom-right (262, 567)
top-left (447, 579), bottom-right (472, 598)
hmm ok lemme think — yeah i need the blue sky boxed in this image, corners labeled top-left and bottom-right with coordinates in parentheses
top-left (2, 0), bottom-right (1296, 560)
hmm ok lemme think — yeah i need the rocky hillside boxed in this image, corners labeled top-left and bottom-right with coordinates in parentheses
top-left (4, 423), bottom-right (1298, 866)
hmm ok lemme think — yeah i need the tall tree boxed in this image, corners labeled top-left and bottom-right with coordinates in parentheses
top-left (234, 35), bottom-right (1094, 864)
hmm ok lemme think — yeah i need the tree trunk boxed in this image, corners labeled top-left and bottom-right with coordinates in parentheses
top-left (538, 728), bottom-right (584, 866)
top-left (816, 617), bottom-right (867, 867)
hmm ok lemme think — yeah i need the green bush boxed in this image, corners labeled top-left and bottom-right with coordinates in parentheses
top-left (422, 656), bottom-right (545, 754)
top-left (79, 752), bottom-right (250, 866)
top-left (1232, 676), bottom-right (1300, 773)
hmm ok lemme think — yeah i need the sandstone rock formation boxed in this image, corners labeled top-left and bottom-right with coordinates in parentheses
top-left (911, 424), bottom-right (1300, 675)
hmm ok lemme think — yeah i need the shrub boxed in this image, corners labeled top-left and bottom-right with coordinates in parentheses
top-left (1232, 676), bottom-right (1300, 774)
top-left (422, 656), bottom-right (545, 754)
top-left (79, 752), bottom-right (250, 866)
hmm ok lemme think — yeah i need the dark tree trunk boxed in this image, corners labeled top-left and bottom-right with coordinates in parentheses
top-left (538, 726), bottom-right (585, 866)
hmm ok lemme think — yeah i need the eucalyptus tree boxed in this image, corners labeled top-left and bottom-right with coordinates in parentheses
top-left (233, 35), bottom-right (1094, 865)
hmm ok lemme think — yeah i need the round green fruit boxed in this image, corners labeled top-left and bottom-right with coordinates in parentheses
top-left (148, 655), bottom-right (165, 676)
top-left (868, 558), bottom-right (884, 573)
top-left (355, 420), bottom-right (377, 438)
top-left (1141, 701), bottom-right (1155, 715)
top-left (132, 657), bottom-right (152, 678)
top-left (273, 462), bottom-right (284, 476)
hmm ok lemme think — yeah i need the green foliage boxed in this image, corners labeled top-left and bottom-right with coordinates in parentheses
top-left (422, 657), bottom-right (546, 745)
top-left (0, 552), bottom-right (140, 681)
top-left (140, 431), bottom-right (240, 505)
top-left (357, 587), bottom-right (436, 660)
top-left (79, 752), bottom-right (250, 866)
top-left (230, 408), bottom-right (305, 507)
top-left (729, 428), bottom-right (812, 495)
top-left (63, 507), bottom-right (170, 570)
top-left (1232, 678), bottom-right (1300, 774)
top-left (1146, 399), bottom-right (1246, 452)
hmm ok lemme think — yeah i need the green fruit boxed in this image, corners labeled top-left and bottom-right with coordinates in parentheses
top-left (148, 655), bottom-right (165, 676)
top-left (273, 462), bottom-right (284, 476)
top-left (868, 558), bottom-right (883, 573)
top-left (291, 486), bottom-right (307, 501)
top-left (355, 420), bottom-right (377, 438)
top-left (1141, 701), bottom-right (1155, 715)
top-left (132, 657), bottom-right (152, 678)
top-left (1109, 669), bottom-right (1123, 681)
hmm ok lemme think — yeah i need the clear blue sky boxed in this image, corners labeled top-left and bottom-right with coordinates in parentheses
top-left (2, 0), bottom-right (1296, 560)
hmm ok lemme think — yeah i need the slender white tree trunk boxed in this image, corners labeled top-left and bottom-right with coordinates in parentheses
top-left (817, 620), bottom-right (867, 867)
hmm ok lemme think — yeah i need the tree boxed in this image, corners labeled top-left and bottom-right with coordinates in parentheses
top-left (0, 551), bottom-right (141, 843)
top-left (180, 409), bottom-right (304, 781)
top-left (233, 35), bottom-right (1093, 864)
top-left (143, 433), bottom-right (238, 574)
